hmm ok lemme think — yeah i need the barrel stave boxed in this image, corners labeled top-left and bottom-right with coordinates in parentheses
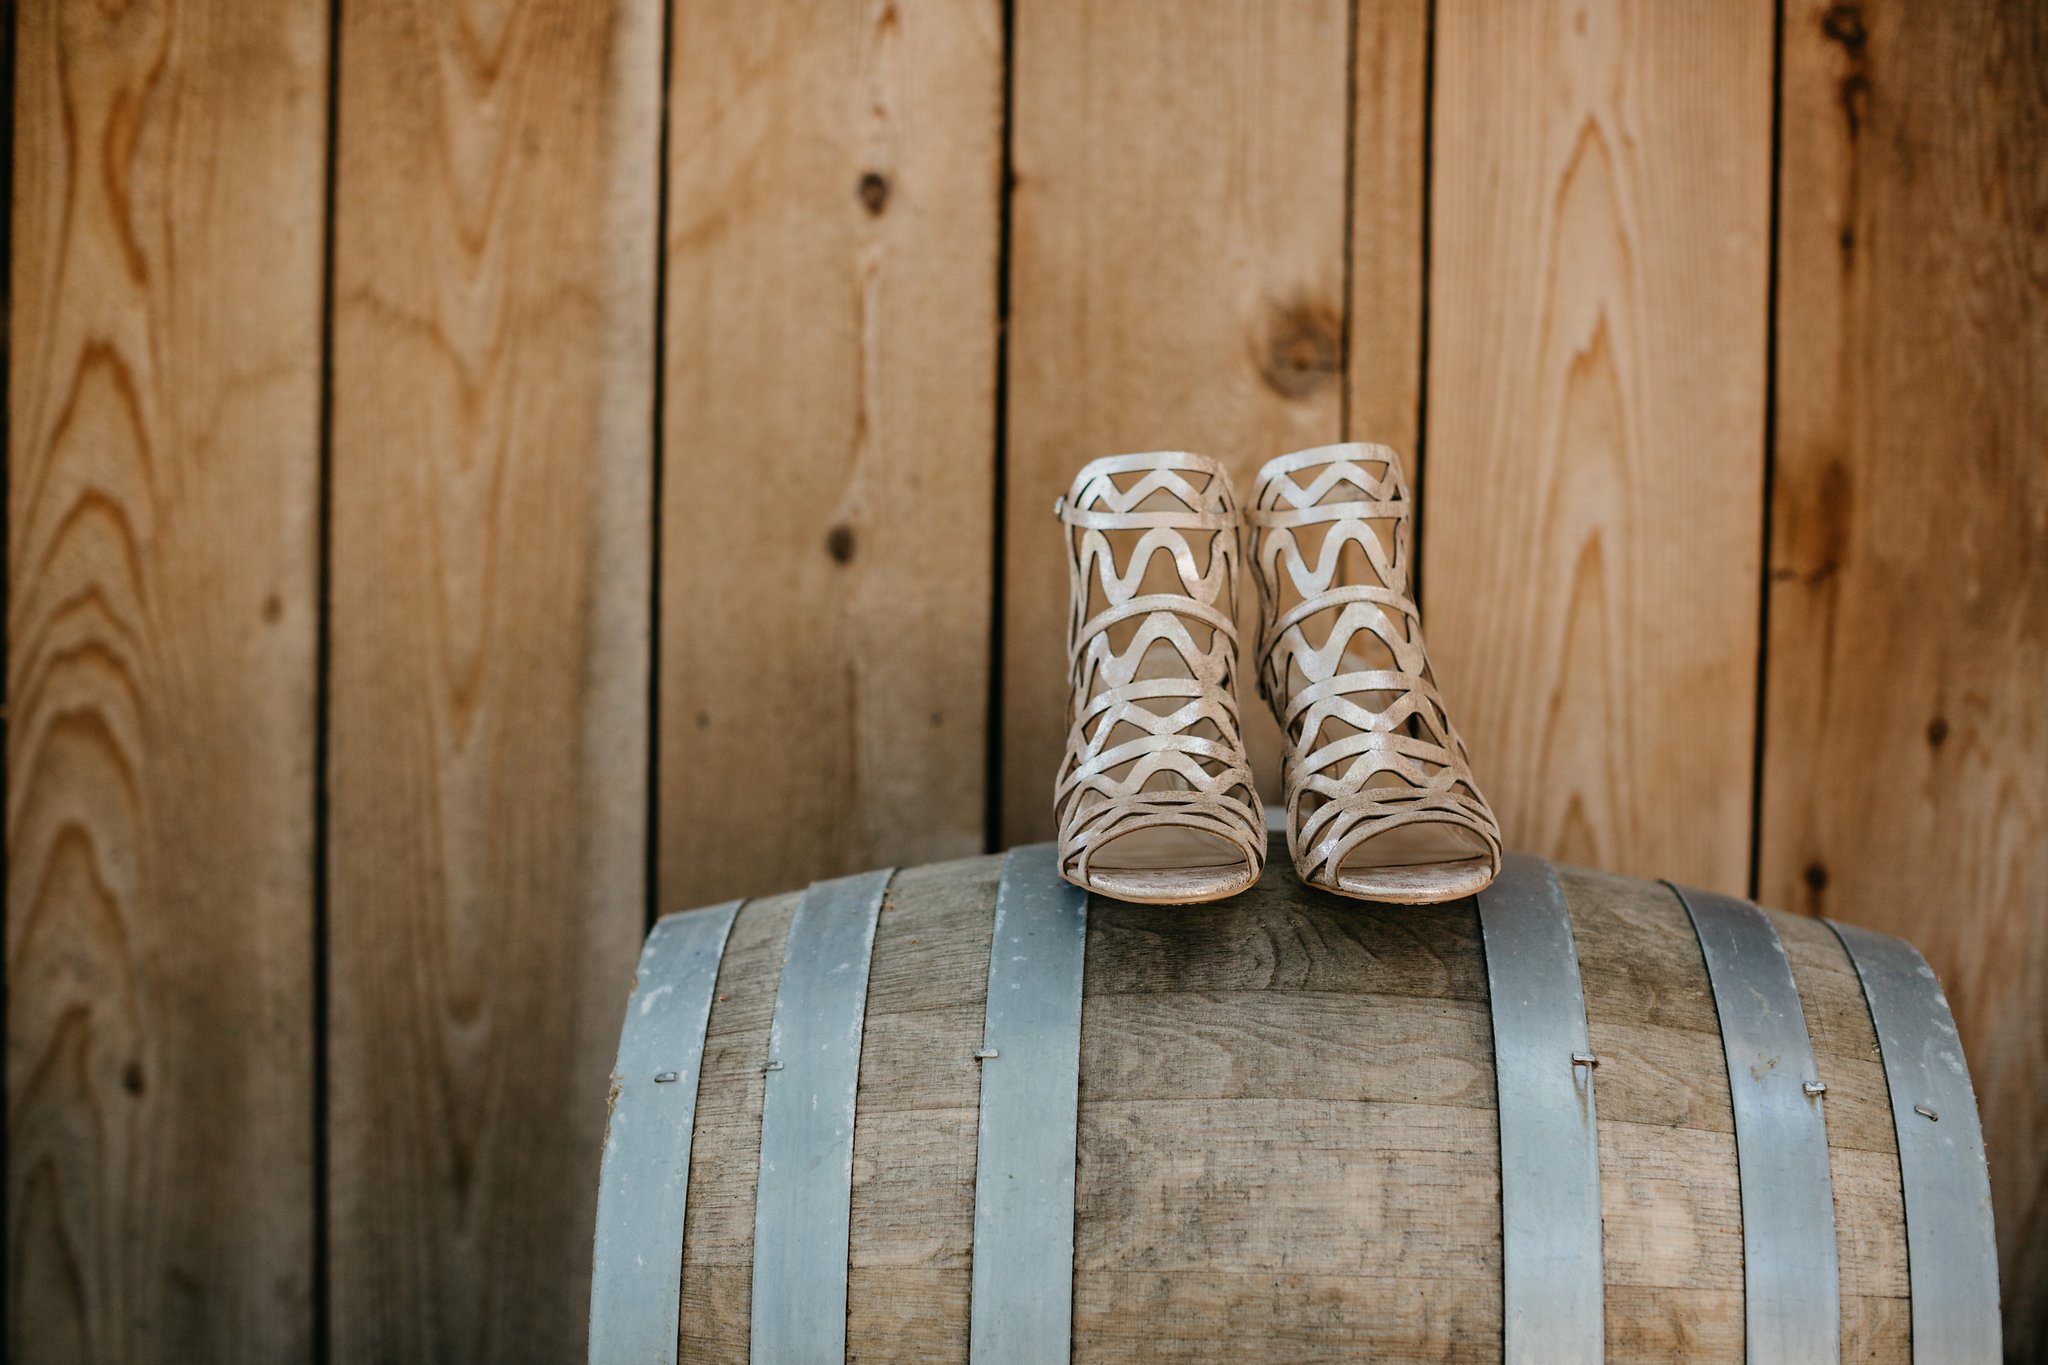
top-left (1773, 911), bottom-right (1911, 1358)
top-left (1774, 913), bottom-right (1900, 1149)
top-left (1076, 1271), bottom-right (1501, 1360)
top-left (1081, 990), bottom-right (1494, 1108)
top-left (1073, 885), bottom-right (1502, 1362)
top-left (847, 858), bottom-right (998, 1360)
top-left (1559, 866), bottom-right (1744, 1359)
top-left (1083, 875), bottom-right (1489, 999)
top-left (678, 888), bottom-right (797, 1362)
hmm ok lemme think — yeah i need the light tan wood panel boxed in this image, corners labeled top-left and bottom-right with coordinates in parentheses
top-left (1349, 0), bottom-right (1431, 452)
top-left (325, 1), bottom-right (660, 1358)
top-left (1764, 0), bottom-right (2048, 1349)
top-left (661, 0), bottom-right (1004, 907)
top-left (7, 3), bottom-right (326, 1360)
top-left (1002, 0), bottom-right (1369, 841)
top-left (1422, 0), bottom-right (1774, 891)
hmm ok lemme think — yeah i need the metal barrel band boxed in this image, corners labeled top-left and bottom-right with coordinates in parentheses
top-left (588, 899), bottom-right (742, 1365)
top-left (749, 868), bottom-right (893, 1364)
top-left (1828, 919), bottom-right (2001, 1361)
top-left (1671, 883), bottom-right (1841, 1362)
top-left (969, 845), bottom-right (1090, 1365)
top-left (1476, 853), bottom-right (1604, 1364)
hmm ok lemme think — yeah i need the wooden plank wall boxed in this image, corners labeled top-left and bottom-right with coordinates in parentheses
top-left (7, 0), bottom-right (2043, 1359)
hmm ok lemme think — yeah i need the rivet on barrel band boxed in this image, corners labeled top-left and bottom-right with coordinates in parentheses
top-left (1828, 919), bottom-right (2001, 1362)
top-left (1477, 853), bottom-right (1605, 1364)
top-left (1672, 884), bottom-right (1841, 1362)
top-left (749, 869), bottom-right (893, 1365)
top-left (969, 844), bottom-right (1090, 1365)
top-left (588, 899), bottom-right (741, 1365)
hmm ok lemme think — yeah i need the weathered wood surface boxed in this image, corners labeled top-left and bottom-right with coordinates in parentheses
top-left (1420, 0), bottom-right (1775, 892)
top-left (1003, 0), bottom-right (1361, 837)
top-left (325, 1), bottom-right (659, 1358)
top-left (678, 888), bottom-right (797, 1363)
top-left (673, 850), bottom-right (1914, 1361)
top-left (1566, 866), bottom-right (1908, 1359)
top-left (660, 0), bottom-right (1004, 907)
top-left (1764, 0), bottom-right (2048, 1347)
top-left (7, 2), bottom-right (327, 1360)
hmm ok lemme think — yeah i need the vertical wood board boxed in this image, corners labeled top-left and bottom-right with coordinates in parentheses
top-left (1421, 0), bottom-right (1775, 891)
top-left (660, 0), bottom-right (1005, 907)
top-left (1348, 0), bottom-right (1431, 456)
top-left (325, 0), bottom-right (659, 1358)
top-left (7, 1), bottom-right (327, 1360)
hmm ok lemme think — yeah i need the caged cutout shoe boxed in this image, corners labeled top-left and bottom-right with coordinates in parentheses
top-left (1053, 452), bottom-right (1266, 904)
top-left (1247, 443), bottom-right (1502, 903)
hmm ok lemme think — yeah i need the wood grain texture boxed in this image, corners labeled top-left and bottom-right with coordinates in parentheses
top-left (665, 848), bottom-right (1920, 1360)
top-left (1764, 0), bottom-right (2048, 1351)
top-left (678, 890), bottom-right (796, 1362)
top-left (324, 1), bottom-right (659, 1358)
top-left (1421, 0), bottom-right (1774, 891)
top-left (7, 2), bottom-right (325, 1360)
top-left (847, 859), bottom-right (995, 1360)
top-left (660, 0), bottom-right (1004, 908)
top-left (1563, 868), bottom-right (1908, 1359)
top-left (1002, 0), bottom-right (1357, 841)
top-left (1347, 0), bottom-right (1431, 452)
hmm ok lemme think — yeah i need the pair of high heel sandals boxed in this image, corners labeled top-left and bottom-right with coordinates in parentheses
top-left (1055, 443), bottom-right (1502, 906)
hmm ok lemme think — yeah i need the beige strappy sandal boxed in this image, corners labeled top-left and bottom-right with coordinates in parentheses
top-left (1054, 452), bottom-right (1266, 903)
top-left (1247, 443), bottom-right (1502, 903)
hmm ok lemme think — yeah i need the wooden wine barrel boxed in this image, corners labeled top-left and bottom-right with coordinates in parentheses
top-left (588, 843), bottom-right (2000, 1363)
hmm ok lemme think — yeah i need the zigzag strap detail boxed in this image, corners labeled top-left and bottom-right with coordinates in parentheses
top-left (1055, 452), bottom-right (1266, 898)
top-left (1249, 443), bottom-right (1503, 900)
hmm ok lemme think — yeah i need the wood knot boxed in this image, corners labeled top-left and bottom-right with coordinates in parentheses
top-left (1821, 4), bottom-right (1866, 52)
top-left (1258, 304), bottom-right (1342, 399)
top-left (1926, 716), bottom-right (1949, 747)
top-left (1803, 862), bottom-right (1830, 894)
top-left (122, 1061), bottom-right (146, 1096)
top-left (1820, 6), bottom-right (1871, 139)
top-left (1839, 70), bottom-right (1871, 141)
top-left (858, 172), bottom-right (890, 216)
top-left (826, 523), bottom-right (857, 564)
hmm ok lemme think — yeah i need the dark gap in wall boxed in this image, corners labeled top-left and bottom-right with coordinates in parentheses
top-left (1748, 0), bottom-right (1788, 901)
top-left (1411, 0), bottom-right (1438, 611)
top-left (984, 0), bottom-right (1019, 856)
top-left (0, 0), bottom-right (17, 1313)
top-left (645, 0), bottom-right (678, 925)
top-left (1338, 0), bottom-right (1360, 439)
top-left (312, 0), bottom-right (345, 1357)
